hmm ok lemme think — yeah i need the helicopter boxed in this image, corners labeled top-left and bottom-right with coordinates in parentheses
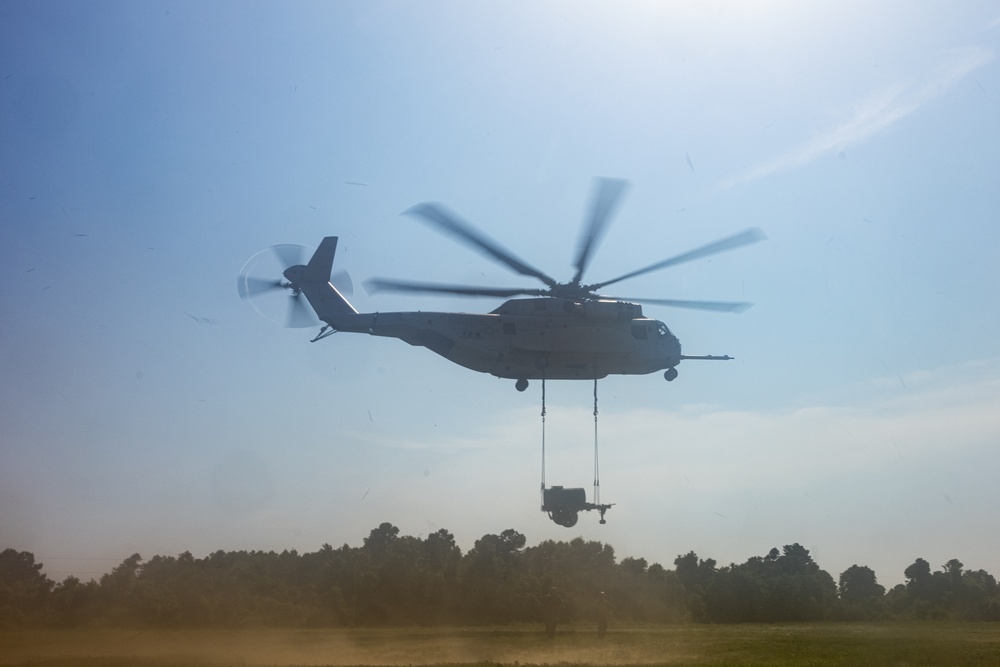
top-left (238, 178), bottom-right (764, 392)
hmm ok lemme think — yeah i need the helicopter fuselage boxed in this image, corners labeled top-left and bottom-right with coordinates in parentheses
top-left (344, 297), bottom-right (682, 381)
top-left (275, 235), bottom-right (737, 389)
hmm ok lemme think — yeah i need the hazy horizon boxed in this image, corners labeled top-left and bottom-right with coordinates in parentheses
top-left (3, 1), bottom-right (999, 592)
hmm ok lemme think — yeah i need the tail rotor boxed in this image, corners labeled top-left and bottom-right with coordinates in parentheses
top-left (238, 244), bottom-right (353, 328)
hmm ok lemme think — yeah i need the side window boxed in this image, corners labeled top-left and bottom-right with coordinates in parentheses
top-left (631, 324), bottom-right (647, 340)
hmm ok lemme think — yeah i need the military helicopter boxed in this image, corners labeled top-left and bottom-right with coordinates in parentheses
top-left (238, 178), bottom-right (764, 392)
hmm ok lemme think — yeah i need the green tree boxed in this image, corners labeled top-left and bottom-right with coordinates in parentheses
top-left (363, 523), bottom-right (399, 557)
top-left (7, 529), bottom-right (999, 628)
top-left (51, 575), bottom-right (99, 627)
top-left (674, 551), bottom-right (716, 621)
top-left (958, 569), bottom-right (1000, 620)
top-left (839, 564), bottom-right (885, 603)
top-left (420, 529), bottom-right (461, 623)
top-left (772, 544), bottom-right (836, 621)
top-left (301, 543), bottom-right (351, 625)
top-left (904, 558), bottom-right (932, 594)
top-left (835, 564), bottom-right (886, 620)
top-left (0, 549), bottom-right (54, 627)
top-left (460, 529), bottom-right (529, 623)
top-left (903, 556), bottom-right (944, 617)
top-left (97, 553), bottom-right (143, 625)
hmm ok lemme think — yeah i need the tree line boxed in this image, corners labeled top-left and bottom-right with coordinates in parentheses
top-left (3, 523), bottom-right (998, 628)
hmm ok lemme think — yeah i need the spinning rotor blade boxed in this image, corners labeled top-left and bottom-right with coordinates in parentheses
top-left (238, 276), bottom-right (285, 300)
top-left (271, 244), bottom-right (306, 268)
top-left (405, 203), bottom-right (558, 287)
top-left (238, 243), bottom-right (320, 328)
top-left (591, 227), bottom-right (766, 291)
top-left (237, 244), bottom-right (311, 300)
top-left (286, 292), bottom-right (317, 328)
top-left (572, 178), bottom-right (629, 284)
top-left (365, 277), bottom-right (544, 299)
top-left (604, 295), bottom-right (754, 313)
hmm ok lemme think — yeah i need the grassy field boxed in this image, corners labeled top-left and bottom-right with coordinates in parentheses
top-left (3, 623), bottom-right (1000, 666)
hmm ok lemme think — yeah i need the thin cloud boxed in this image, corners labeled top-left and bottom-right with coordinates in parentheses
top-left (370, 356), bottom-right (1000, 493)
top-left (273, 356), bottom-right (1000, 581)
top-left (722, 46), bottom-right (995, 189)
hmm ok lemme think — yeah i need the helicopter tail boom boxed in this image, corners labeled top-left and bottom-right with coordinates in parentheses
top-left (293, 236), bottom-right (363, 328)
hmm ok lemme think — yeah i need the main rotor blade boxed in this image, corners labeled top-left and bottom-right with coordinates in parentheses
top-left (591, 227), bottom-right (766, 291)
top-left (404, 203), bottom-right (558, 287)
top-left (604, 295), bottom-right (754, 313)
top-left (365, 277), bottom-right (544, 299)
top-left (572, 178), bottom-right (629, 284)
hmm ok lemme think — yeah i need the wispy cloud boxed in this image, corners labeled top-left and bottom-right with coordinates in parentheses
top-left (721, 46), bottom-right (995, 189)
top-left (371, 356), bottom-right (1000, 495)
top-left (233, 355), bottom-right (1000, 584)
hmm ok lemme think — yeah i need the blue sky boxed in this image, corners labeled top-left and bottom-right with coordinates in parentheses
top-left (2, 1), bottom-right (999, 589)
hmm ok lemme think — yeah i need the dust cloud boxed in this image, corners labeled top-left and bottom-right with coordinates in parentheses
top-left (3, 627), bottom-right (698, 666)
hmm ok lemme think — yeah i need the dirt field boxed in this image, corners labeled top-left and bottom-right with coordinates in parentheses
top-left (3, 623), bottom-right (1000, 666)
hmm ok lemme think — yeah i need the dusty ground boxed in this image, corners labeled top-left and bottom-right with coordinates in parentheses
top-left (3, 623), bottom-right (1000, 666)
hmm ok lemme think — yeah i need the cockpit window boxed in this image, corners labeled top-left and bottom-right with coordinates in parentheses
top-left (631, 324), bottom-right (648, 340)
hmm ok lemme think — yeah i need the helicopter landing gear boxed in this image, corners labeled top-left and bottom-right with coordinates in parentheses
top-left (664, 367), bottom-right (678, 381)
top-left (515, 378), bottom-right (529, 392)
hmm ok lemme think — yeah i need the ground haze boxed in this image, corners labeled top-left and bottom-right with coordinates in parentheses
top-left (4, 624), bottom-right (1000, 666)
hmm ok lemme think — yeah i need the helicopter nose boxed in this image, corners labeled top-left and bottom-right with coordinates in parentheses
top-left (666, 338), bottom-right (682, 366)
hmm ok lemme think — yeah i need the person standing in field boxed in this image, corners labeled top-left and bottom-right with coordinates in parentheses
top-left (542, 586), bottom-right (564, 638)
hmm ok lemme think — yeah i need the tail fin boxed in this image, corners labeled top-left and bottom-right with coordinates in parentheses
top-left (302, 236), bottom-right (341, 282)
top-left (293, 237), bottom-right (360, 326)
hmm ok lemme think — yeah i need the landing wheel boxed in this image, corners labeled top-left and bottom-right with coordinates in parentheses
top-left (515, 378), bottom-right (529, 392)
top-left (664, 367), bottom-right (678, 382)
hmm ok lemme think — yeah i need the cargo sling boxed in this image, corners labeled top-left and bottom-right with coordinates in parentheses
top-left (539, 373), bottom-right (612, 525)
